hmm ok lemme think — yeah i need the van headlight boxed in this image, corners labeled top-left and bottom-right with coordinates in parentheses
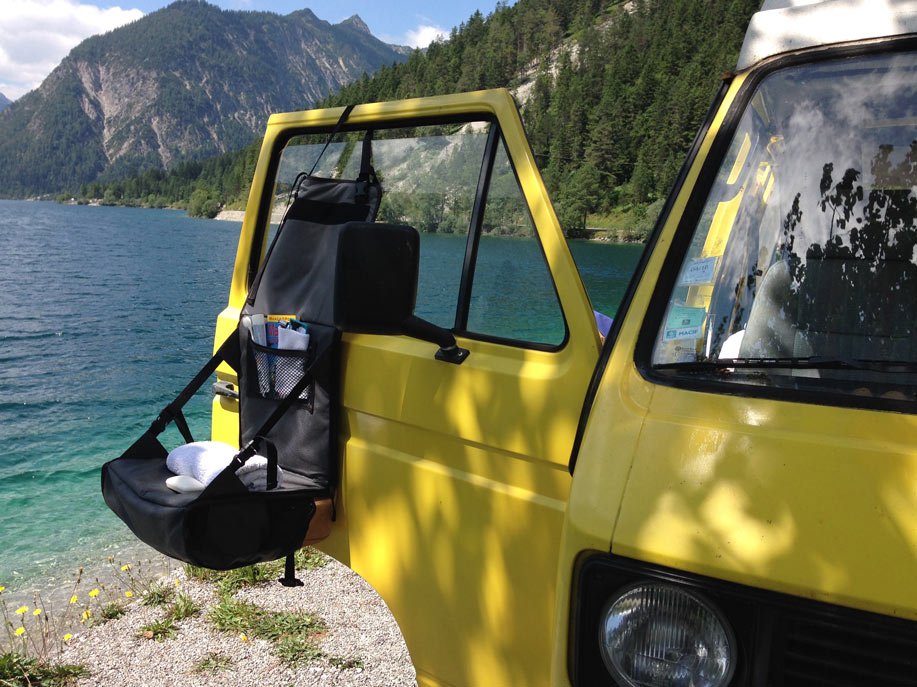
top-left (599, 582), bottom-right (736, 687)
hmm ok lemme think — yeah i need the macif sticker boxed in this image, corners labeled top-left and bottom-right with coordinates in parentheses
top-left (679, 256), bottom-right (717, 285)
top-left (664, 326), bottom-right (703, 341)
top-left (666, 305), bottom-right (706, 330)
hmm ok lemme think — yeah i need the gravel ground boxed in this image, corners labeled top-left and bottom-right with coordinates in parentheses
top-left (59, 555), bottom-right (417, 687)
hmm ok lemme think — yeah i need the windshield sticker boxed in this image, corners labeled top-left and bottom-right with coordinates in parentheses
top-left (664, 325), bottom-right (702, 341)
top-left (666, 305), bottom-right (706, 330)
top-left (679, 257), bottom-right (717, 284)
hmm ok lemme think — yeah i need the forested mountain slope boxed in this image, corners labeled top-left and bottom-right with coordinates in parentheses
top-left (0, 0), bottom-right (407, 197)
top-left (0, 92), bottom-right (10, 113)
top-left (71, 0), bottom-right (759, 235)
top-left (320, 0), bottom-right (758, 232)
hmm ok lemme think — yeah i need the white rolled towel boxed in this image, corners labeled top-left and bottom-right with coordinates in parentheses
top-left (165, 441), bottom-right (283, 492)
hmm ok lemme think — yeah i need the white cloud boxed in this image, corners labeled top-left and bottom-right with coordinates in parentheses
top-left (0, 0), bottom-right (143, 101)
top-left (404, 24), bottom-right (447, 49)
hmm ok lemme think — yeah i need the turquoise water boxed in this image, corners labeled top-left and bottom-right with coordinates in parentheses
top-left (0, 199), bottom-right (642, 596)
top-left (0, 200), bottom-right (241, 596)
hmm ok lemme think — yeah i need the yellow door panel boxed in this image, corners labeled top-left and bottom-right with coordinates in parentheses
top-left (211, 305), bottom-right (241, 445)
top-left (613, 388), bottom-right (917, 620)
top-left (215, 90), bottom-right (600, 686)
top-left (336, 330), bottom-right (590, 685)
top-left (343, 429), bottom-right (568, 686)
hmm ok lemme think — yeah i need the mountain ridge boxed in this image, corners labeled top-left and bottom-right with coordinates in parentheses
top-left (0, 0), bottom-right (408, 197)
top-left (0, 92), bottom-right (10, 112)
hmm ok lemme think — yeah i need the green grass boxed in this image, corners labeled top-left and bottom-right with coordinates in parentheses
top-left (190, 652), bottom-right (233, 675)
top-left (95, 602), bottom-right (126, 624)
top-left (0, 651), bottom-right (89, 686)
top-left (140, 582), bottom-right (173, 608)
top-left (134, 592), bottom-right (199, 641)
top-left (184, 548), bottom-right (327, 597)
top-left (135, 617), bottom-right (178, 642)
top-left (274, 635), bottom-right (325, 665)
top-left (208, 598), bottom-right (264, 635)
top-left (209, 598), bottom-right (327, 666)
top-left (159, 549), bottom-right (331, 666)
top-left (100, 602), bottom-right (125, 619)
top-left (166, 593), bottom-right (199, 622)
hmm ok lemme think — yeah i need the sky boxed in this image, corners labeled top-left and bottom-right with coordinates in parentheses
top-left (0, 0), bottom-right (501, 102)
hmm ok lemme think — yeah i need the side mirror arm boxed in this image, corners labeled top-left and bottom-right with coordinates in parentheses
top-left (401, 315), bottom-right (470, 365)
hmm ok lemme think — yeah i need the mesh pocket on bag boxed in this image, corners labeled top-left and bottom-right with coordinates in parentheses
top-left (250, 340), bottom-right (314, 408)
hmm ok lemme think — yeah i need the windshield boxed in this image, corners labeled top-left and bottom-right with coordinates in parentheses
top-left (651, 52), bottom-right (917, 404)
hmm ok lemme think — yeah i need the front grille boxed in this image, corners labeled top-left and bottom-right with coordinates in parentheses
top-left (775, 612), bottom-right (917, 687)
top-left (573, 553), bottom-right (917, 687)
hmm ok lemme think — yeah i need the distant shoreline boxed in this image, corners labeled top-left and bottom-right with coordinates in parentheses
top-left (15, 199), bottom-right (644, 242)
top-left (214, 208), bottom-right (288, 223)
top-left (213, 209), bottom-right (246, 221)
top-left (212, 209), bottom-right (645, 242)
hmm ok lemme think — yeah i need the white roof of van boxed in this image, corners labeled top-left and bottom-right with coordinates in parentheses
top-left (737, 0), bottom-right (917, 71)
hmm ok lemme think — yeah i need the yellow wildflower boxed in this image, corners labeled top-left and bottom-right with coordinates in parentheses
top-left (14, 627), bottom-right (25, 637)
top-left (120, 564), bottom-right (130, 571)
top-left (239, 633), bottom-right (248, 642)
top-left (32, 609), bottom-right (42, 616)
top-left (70, 595), bottom-right (78, 604)
top-left (0, 585), bottom-right (6, 593)
top-left (15, 606), bottom-right (28, 615)
top-left (63, 633), bottom-right (72, 642)
top-left (174, 580), bottom-right (180, 587)
top-left (82, 610), bottom-right (91, 620)
top-left (125, 591), bottom-right (133, 598)
top-left (88, 588), bottom-right (100, 598)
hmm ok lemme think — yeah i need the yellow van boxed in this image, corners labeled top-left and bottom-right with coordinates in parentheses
top-left (212, 1), bottom-right (917, 684)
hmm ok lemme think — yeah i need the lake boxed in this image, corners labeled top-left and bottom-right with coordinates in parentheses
top-left (0, 199), bottom-right (642, 599)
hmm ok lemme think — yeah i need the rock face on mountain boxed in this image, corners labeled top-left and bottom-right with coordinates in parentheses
top-left (0, 92), bottom-right (10, 112)
top-left (0, 0), bottom-right (408, 196)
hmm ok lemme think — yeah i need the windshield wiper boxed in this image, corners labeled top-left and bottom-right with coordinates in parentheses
top-left (653, 357), bottom-right (917, 373)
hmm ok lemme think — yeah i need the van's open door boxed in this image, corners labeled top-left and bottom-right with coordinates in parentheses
top-left (211, 91), bottom-right (601, 686)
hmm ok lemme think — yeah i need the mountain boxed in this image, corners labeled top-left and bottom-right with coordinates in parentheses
top-left (0, 0), bottom-right (407, 197)
top-left (317, 0), bottom-right (759, 233)
top-left (82, 0), bottom-right (760, 236)
top-left (0, 92), bottom-right (10, 112)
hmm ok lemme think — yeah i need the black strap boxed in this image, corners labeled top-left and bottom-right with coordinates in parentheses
top-left (148, 328), bottom-right (240, 438)
top-left (359, 129), bottom-right (375, 180)
top-left (258, 437), bottom-right (279, 490)
top-left (172, 410), bottom-right (194, 444)
top-left (247, 104), bottom-right (358, 308)
top-left (247, 341), bottom-right (332, 442)
top-left (308, 104), bottom-right (355, 177)
top-left (228, 340), bottom-right (332, 491)
top-left (146, 322), bottom-right (328, 460)
top-left (355, 129), bottom-right (376, 204)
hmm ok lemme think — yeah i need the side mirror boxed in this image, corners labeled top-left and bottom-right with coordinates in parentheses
top-left (335, 222), bottom-right (419, 334)
top-left (335, 222), bottom-right (469, 364)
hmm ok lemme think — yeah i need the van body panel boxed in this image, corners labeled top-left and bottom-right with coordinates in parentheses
top-left (612, 390), bottom-right (917, 620)
top-left (549, 75), bottom-right (748, 686)
top-left (596, 49), bottom-right (917, 624)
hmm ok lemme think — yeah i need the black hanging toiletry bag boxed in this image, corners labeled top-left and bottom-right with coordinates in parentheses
top-left (102, 106), bottom-right (419, 572)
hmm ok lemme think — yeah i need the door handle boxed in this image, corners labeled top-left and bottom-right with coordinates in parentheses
top-left (212, 380), bottom-right (239, 399)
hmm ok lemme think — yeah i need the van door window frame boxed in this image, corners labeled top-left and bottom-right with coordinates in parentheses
top-left (248, 112), bottom-right (570, 352)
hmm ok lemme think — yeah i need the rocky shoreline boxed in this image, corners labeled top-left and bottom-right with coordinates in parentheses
top-left (58, 554), bottom-right (416, 687)
top-left (213, 209), bottom-right (246, 222)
